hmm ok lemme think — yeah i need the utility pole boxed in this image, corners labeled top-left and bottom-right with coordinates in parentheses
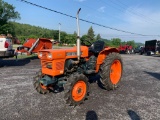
top-left (59, 23), bottom-right (61, 42)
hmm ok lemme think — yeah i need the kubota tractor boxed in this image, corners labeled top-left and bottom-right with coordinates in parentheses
top-left (33, 8), bottom-right (123, 106)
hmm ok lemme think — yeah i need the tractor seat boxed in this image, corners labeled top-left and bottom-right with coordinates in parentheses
top-left (89, 40), bottom-right (105, 54)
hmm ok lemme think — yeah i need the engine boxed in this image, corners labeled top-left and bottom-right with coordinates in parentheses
top-left (64, 55), bottom-right (97, 76)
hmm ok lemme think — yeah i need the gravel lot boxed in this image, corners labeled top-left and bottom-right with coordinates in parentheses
top-left (0, 54), bottom-right (160, 120)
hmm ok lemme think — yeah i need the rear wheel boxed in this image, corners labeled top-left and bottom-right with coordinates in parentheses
top-left (33, 70), bottom-right (49, 94)
top-left (99, 52), bottom-right (123, 90)
top-left (64, 73), bottom-right (89, 106)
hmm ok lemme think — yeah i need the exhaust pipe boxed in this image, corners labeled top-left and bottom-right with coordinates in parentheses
top-left (76, 8), bottom-right (81, 61)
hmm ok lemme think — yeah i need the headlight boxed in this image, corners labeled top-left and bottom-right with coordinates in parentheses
top-left (38, 52), bottom-right (42, 58)
top-left (47, 53), bottom-right (52, 59)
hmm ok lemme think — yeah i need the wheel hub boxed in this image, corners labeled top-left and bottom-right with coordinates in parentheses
top-left (72, 81), bottom-right (87, 102)
top-left (77, 88), bottom-right (82, 94)
top-left (110, 60), bottom-right (122, 84)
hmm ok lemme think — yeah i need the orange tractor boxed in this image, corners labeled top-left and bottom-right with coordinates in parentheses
top-left (33, 8), bottom-right (123, 106)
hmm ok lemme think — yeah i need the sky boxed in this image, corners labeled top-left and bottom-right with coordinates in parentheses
top-left (4, 0), bottom-right (160, 43)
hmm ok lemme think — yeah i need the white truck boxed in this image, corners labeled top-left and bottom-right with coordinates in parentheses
top-left (0, 34), bottom-right (15, 58)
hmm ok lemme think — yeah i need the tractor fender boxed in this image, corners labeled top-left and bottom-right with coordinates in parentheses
top-left (95, 47), bottom-right (119, 72)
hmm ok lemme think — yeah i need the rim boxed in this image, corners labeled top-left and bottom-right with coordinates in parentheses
top-left (40, 83), bottom-right (47, 90)
top-left (110, 60), bottom-right (122, 84)
top-left (72, 81), bottom-right (87, 102)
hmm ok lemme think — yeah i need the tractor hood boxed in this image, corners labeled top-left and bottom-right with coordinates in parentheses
top-left (38, 46), bottom-right (88, 60)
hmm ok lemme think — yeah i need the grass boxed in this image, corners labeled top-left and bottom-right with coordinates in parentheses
top-left (14, 54), bottom-right (37, 59)
top-left (13, 44), bottom-right (22, 49)
top-left (52, 45), bottom-right (61, 49)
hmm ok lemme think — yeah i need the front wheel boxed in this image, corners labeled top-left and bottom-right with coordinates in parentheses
top-left (33, 70), bottom-right (50, 94)
top-left (99, 52), bottom-right (123, 90)
top-left (64, 73), bottom-right (89, 106)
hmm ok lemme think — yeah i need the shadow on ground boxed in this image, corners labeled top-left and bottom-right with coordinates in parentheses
top-left (127, 110), bottom-right (141, 120)
top-left (0, 56), bottom-right (38, 67)
top-left (144, 71), bottom-right (160, 80)
top-left (88, 75), bottom-right (106, 90)
top-left (86, 110), bottom-right (98, 120)
top-left (152, 55), bottom-right (160, 57)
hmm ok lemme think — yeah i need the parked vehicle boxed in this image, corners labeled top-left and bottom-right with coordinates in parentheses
top-left (118, 45), bottom-right (134, 54)
top-left (0, 34), bottom-right (15, 58)
top-left (33, 8), bottom-right (123, 106)
top-left (134, 46), bottom-right (145, 55)
top-left (144, 40), bottom-right (160, 55)
top-left (16, 38), bottom-right (52, 55)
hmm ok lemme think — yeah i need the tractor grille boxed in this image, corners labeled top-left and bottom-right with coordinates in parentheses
top-left (56, 62), bottom-right (63, 70)
top-left (42, 61), bottom-right (52, 69)
top-left (42, 61), bottom-right (63, 70)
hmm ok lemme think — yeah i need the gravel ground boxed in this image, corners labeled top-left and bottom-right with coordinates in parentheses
top-left (0, 54), bottom-right (160, 120)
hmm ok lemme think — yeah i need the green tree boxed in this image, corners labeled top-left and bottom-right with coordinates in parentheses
top-left (87, 26), bottom-right (95, 43)
top-left (65, 34), bottom-right (75, 44)
top-left (53, 30), bottom-right (59, 40)
top-left (96, 34), bottom-right (101, 40)
top-left (111, 38), bottom-right (121, 47)
top-left (60, 32), bottom-right (67, 43)
top-left (121, 41), bottom-right (126, 45)
top-left (73, 31), bottom-right (77, 41)
top-left (0, 22), bottom-right (15, 35)
top-left (0, 0), bottom-right (20, 35)
top-left (104, 40), bottom-right (112, 46)
top-left (80, 34), bottom-right (91, 45)
top-left (126, 40), bottom-right (136, 48)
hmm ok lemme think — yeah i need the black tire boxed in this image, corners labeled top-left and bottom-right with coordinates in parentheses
top-left (64, 73), bottom-right (89, 106)
top-left (99, 52), bottom-right (123, 90)
top-left (33, 70), bottom-right (49, 94)
top-left (139, 52), bottom-right (143, 55)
